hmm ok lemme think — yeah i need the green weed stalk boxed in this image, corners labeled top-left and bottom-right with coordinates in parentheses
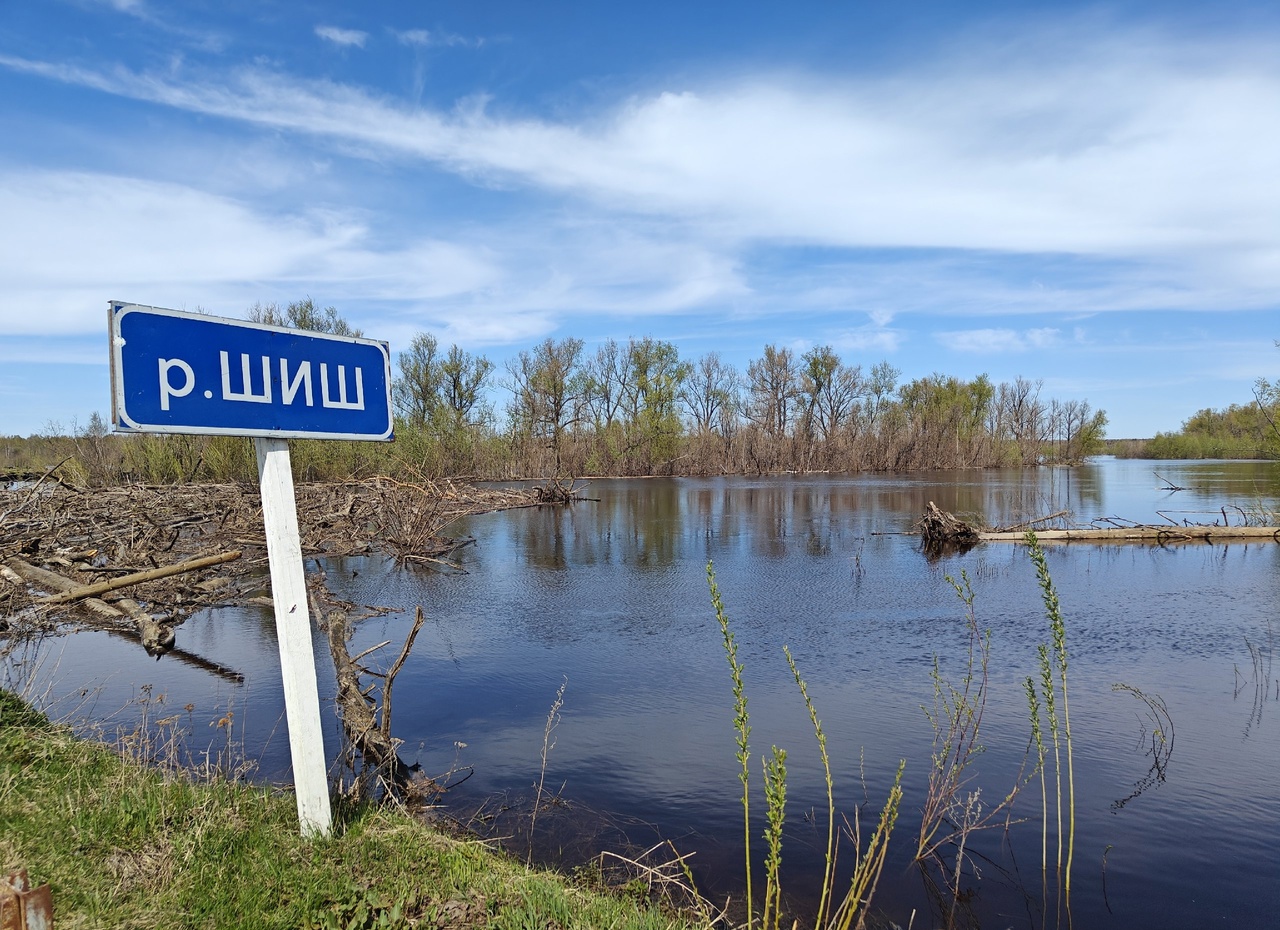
top-left (762, 746), bottom-right (788, 930)
top-left (785, 646), bottom-right (836, 930)
top-left (1026, 532), bottom-right (1075, 895)
top-left (709, 561), bottom-right (753, 923)
top-left (712, 563), bottom-right (901, 930)
top-left (1023, 675), bottom-right (1048, 875)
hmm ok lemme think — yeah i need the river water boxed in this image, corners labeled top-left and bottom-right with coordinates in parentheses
top-left (13, 458), bottom-right (1279, 929)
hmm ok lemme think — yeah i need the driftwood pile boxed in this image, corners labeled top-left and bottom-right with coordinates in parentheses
top-left (1, 476), bottom-right (535, 638)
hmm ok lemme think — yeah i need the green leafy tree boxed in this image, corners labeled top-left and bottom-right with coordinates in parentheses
top-left (621, 337), bottom-right (691, 472)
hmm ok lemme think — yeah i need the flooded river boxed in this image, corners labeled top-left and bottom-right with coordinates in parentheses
top-left (12, 458), bottom-right (1280, 928)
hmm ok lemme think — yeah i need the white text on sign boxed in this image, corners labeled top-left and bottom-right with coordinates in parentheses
top-left (158, 353), bottom-right (367, 412)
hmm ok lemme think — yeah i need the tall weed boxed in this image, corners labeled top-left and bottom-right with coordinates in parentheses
top-left (708, 562), bottom-right (903, 930)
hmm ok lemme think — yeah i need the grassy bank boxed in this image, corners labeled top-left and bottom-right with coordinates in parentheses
top-left (0, 690), bottom-right (703, 930)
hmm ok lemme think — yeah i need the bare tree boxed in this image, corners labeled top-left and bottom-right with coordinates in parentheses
top-left (681, 352), bottom-right (739, 436)
top-left (505, 338), bottom-right (586, 474)
top-left (393, 332), bottom-right (443, 430)
top-left (247, 298), bottom-right (362, 337)
top-left (582, 339), bottom-right (632, 432)
top-left (798, 345), bottom-right (864, 467)
top-left (747, 345), bottom-right (799, 442)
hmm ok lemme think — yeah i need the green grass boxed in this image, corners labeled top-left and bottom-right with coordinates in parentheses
top-left (0, 690), bottom-right (705, 930)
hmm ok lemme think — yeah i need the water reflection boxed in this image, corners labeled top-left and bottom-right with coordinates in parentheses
top-left (12, 460), bottom-right (1280, 930)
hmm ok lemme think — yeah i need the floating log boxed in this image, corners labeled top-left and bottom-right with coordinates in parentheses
top-left (981, 526), bottom-right (1280, 544)
top-left (914, 504), bottom-right (1280, 548)
top-left (5, 557), bottom-right (131, 625)
top-left (6, 556), bottom-right (176, 655)
top-left (36, 550), bottom-right (241, 605)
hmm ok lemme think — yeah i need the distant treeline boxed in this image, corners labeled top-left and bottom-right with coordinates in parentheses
top-left (1106, 344), bottom-right (1279, 460)
top-left (1113, 401), bottom-right (1280, 461)
top-left (5, 300), bottom-right (1110, 485)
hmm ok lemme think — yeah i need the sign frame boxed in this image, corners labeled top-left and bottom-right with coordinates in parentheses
top-left (109, 301), bottom-right (394, 442)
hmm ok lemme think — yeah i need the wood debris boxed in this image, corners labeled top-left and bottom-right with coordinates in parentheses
top-left (915, 500), bottom-right (1280, 550)
top-left (917, 501), bottom-right (981, 555)
top-left (0, 477), bottom-right (536, 653)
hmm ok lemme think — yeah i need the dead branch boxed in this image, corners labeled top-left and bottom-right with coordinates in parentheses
top-left (996, 509), bottom-right (1070, 533)
top-left (321, 593), bottom-right (437, 802)
top-left (379, 606), bottom-right (426, 742)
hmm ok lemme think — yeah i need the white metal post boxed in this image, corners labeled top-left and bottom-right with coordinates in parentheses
top-left (255, 436), bottom-right (333, 837)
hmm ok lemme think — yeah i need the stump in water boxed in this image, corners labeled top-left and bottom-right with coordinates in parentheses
top-left (919, 501), bottom-right (981, 554)
top-left (534, 478), bottom-right (585, 504)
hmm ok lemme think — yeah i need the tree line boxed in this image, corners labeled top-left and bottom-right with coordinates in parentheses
top-left (1131, 349), bottom-right (1280, 460)
top-left (7, 300), bottom-right (1110, 485)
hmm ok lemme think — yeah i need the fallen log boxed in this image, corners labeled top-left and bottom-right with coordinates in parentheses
top-left (981, 526), bottom-right (1280, 543)
top-left (6, 557), bottom-right (131, 625)
top-left (36, 550), bottom-right (242, 605)
top-left (6, 556), bottom-right (175, 655)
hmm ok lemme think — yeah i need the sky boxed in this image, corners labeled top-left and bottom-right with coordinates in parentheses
top-left (2, 1), bottom-right (1279, 440)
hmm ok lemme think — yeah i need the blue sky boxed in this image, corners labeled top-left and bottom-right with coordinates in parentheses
top-left (2, 1), bottom-right (1279, 439)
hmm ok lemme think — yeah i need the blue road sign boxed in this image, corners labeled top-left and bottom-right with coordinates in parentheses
top-left (109, 302), bottom-right (394, 440)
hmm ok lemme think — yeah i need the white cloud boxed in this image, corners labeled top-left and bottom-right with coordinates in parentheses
top-left (0, 169), bottom-right (754, 348)
top-left (939, 327), bottom-right (1063, 353)
top-left (315, 26), bottom-right (368, 48)
top-left (0, 171), bottom-right (498, 336)
top-left (395, 29), bottom-right (481, 49)
top-left (2, 21), bottom-right (1279, 373)
top-left (5, 27), bottom-right (1277, 319)
top-left (832, 327), bottom-right (902, 355)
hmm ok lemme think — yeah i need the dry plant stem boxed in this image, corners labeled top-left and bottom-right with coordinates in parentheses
top-left (708, 561), bottom-right (753, 926)
top-left (529, 675), bottom-right (567, 862)
top-left (836, 760), bottom-right (905, 930)
top-left (915, 571), bottom-right (992, 864)
top-left (596, 841), bottom-right (721, 922)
